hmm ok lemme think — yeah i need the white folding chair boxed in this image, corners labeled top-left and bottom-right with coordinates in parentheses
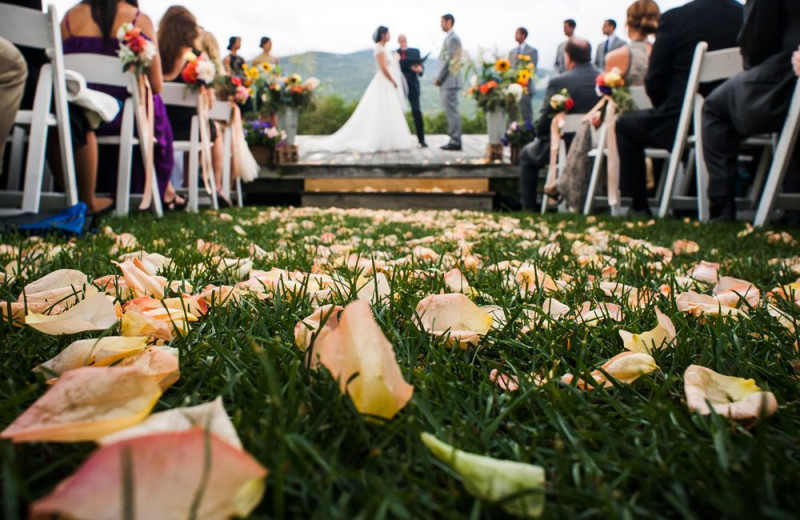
top-left (0, 3), bottom-right (78, 215)
top-left (61, 54), bottom-right (162, 217)
top-left (160, 83), bottom-right (223, 212)
top-left (754, 79), bottom-right (800, 227)
top-left (658, 43), bottom-right (774, 220)
top-left (541, 113), bottom-right (584, 214)
top-left (582, 86), bottom-right (671, 215)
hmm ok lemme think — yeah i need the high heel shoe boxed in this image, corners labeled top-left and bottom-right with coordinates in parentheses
top-left (163, 196), bottom-right (188, 212)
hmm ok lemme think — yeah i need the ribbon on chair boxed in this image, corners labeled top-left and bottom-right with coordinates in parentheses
top-left (543, 112), bottom-right (566, 193)
top-left (196, 86), bottom-right (214, 195)
top-left (604, 100), bottom-right (622, 207)
top-left (135, 74), bottom-right (157, 211)
top-left (229, 101), bottom-right (258, 184)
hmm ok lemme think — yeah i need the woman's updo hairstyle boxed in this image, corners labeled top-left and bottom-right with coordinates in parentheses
top-left (373, 26), bottom-right (389, 44)
top-left (627, 0), bottom-right (660, 36)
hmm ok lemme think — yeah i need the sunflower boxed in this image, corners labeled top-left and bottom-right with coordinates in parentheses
top-left (261, 62), bottom-right (273, 73)
top-left (288, 74), bottom-right (302, 85)
top-left (495, 59), bottom-right (511, 73)
top-left (517, 69), bottom-right (532, 82)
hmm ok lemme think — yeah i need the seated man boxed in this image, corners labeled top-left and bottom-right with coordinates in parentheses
top-left (0, 36), bottom-right (27, 172)
top-left (616, 0), bottom-right (743, 216)
top-left (702, 0), bottom-right (800, 220)
top-left (518, 38), bottom-right (600, 210)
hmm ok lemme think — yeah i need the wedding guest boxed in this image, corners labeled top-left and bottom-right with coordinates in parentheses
top-left (594, 19), bottom-right (627, 70)
top-left (605, 0), bottom-right (660, 85)
top-left (702, 0), bottom-right (800, 221)
top-left (196, 27), bottom-right (224, 76)
top-left (159, 5), bottom-right (230, 208)
top-left (508, 27), bottom-right (538, 123)
top-left (223, 35), bottom-right (244, 78)
top-left (398, 34), bottom-right (427, 147)
top-left (0, 37), bottom-right (27, 170)
top-left (616, 0), bottom-right (743, 216)
top-left (554, 19), bottom-right (576, 74)
top-left (1, 0), bottom-right (45, 111)
top-left (250, 36), bottom-right (278, 68)
top-left (793, 46), bottom-right (800, 76)
top-left (518, 38), bottom-right (600, 210)
top-left (61, 0), bottom-right (178, 214)
top-left (435, 13), bottom-right (463, 151)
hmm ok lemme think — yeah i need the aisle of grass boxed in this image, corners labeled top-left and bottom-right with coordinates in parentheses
top-left (1, 209), bottom-right (799, 519)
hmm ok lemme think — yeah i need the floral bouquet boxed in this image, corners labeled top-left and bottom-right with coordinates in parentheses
top-left (181, 52), bottom-right (216, 89)
top-left (502, 120), bottom-right (535, 147)
top-left (214, 75), bottom-right (250, 104)
top-left (512, 54), bottom-right (536, 93)
top-left (549, 88), bottom-right (574, 114)
top-left (258, 73), bottom-right (320, 113)
top-left (117, 23), bottom-right (156, 76)
top-left (244, 120), bottom-right (286, 150)
top-left (596, 69), bottom-right (635, 114)
top-left (466, 58), bottom-right (524, 113)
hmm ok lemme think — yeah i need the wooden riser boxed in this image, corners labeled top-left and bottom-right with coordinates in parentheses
top-left (302, 191), bottom-right (494, 211)
top-left (304, 178), bottom-right (489, 193)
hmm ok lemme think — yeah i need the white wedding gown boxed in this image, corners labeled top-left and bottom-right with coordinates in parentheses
top-left (306, 43), bottom-right (415, 153)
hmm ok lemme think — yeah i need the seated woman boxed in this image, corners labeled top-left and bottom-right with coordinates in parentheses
top-left (196, 27), bottom-right (225, 77)
top-left (159, 5), bottom-right (230, 207)
top-left (552, 0), bottom-right (660, 213)
top-left (61, 0), bottom-right (183, 213)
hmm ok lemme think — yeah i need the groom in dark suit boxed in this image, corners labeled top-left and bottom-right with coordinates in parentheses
top-left (397, 34), bottom-right (427, 147)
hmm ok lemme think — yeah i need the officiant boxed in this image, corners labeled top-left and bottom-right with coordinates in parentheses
top-left (398, 34), bottom-right (427, 147)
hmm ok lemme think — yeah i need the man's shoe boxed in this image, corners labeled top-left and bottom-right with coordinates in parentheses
top-left (629, 207), bottom-right (652, 217)
top-left (709, 197), bottom-right (736, 222)
top-left (440, 144), bottom-right (462, 151)
top-left (420, 142), bottom-right (428, 148)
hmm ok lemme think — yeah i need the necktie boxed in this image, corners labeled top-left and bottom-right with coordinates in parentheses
top-left (402, 50), bottom-right (406, 60)
top-left (605, 39), bottom-right (610, 54)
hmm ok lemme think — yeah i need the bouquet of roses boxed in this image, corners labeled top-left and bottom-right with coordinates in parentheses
top-left (244, 120), bottom-right (286, 150)
top-left (181, 52), bottom-right (216, 89)
top-left (214, 75), bottom-right (250, 104)
top-left (549, 88), bottom-right (574, 114)
top-left (117, 23), bottom-right (156, 76)
top-left (502, 120), bottom-right (535, 147)
top-left (596, 69), bottom-right (635, 114)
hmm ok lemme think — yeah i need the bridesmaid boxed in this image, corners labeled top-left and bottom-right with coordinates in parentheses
top-left (60, 0), bottom-right (183, 212)
top-left (223, 36), bottom-right (245, 78)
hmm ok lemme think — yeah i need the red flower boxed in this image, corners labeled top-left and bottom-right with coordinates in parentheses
top-left (595, 74), bottom-right (606, 87)
top-left (181, 62), bottom-right (198, 84)
top-left (124, 27), bottom-right (142, 41)
top-left (478, 84), bottom-right (489, 95)
top-left (565, 98), bottom-right (575, 112)
top-left (127, 35), bottom-right (147, 54)
top-left (231, 77), bottom-right (242, 87)
top-left (487, 80), bottom-right (498, 90)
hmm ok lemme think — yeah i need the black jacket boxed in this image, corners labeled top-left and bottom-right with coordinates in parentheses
top-left (645, 0), bottom-right (744, 113)
top-left (398, 47), bottom-right (423, 78)
top-left (535, 62), bottom-right (601, 138)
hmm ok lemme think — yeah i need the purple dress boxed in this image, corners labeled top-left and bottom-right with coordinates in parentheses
top-left (62, 12), bottom-right (173, 198)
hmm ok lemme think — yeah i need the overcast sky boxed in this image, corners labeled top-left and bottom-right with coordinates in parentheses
top-left (52, 0), bottom-right (741, 67)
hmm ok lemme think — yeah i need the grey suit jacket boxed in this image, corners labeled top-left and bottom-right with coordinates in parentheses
top-left (594, 34), bottom-right (627, 69)
top-left (437, 31), bottom-right (463, 89)
top-left (554, 41), bottom-right (567, 73)
top-left (509, 43), bottom-right (539, 69)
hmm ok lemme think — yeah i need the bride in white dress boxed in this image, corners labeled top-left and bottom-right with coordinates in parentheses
top-left (306, 26), bottom-right (415, 153)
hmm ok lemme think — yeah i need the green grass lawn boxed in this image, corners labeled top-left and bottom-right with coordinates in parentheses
top-left (1, 208), bottom-right (799, 519)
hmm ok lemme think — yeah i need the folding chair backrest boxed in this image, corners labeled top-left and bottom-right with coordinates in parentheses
top-left (0, 4), bottom-right (54, 50)
top-left (160, 82), bottom-right (198, 108)
top-left (62, 54), bottom-right (133, 88)
top-left (697, 47), bottom-right (743, 83)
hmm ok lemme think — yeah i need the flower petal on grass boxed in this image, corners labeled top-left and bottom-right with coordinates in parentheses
top-left (684, 365), bottom-right (778, 420)
top-left (619, 308), bottom-right (676, 353)
top-left (675, 291), bottom-right (740, 317)
top-left (295, 304), bottom-right (344, 368)
top-left (489, 369), bottom-right (520, 392)
top-left (713, 276), bottom-right (760, 309)
top-left (444, 268), bottom-right (477, 296)
top-left (356, 272), bottom-right (391, 303)
top-left (577, 302), bottom-right (623, 326)
top-left (1, 366), bottom-right (162, 442)
top-left (317, 300), bottom-right (413, 420)
top-left (36, 336), bottom-right (149, 377)
top-left (31, 429), bottom-right (267, 520)
top-left (421, 433), bottom-right (545, 518)
top-left (26, 293), bottom-right (118, 335)
top-left (415, 293), bottom-right (493, 347)
top-left (118, 347), bottom-right (180, 390)
top-left (690, 260), bottom-right (720, 284)
top-left (99, 397), bottom-right (241, 449)
top-left (121, 309), bottom-right (174, 341)
top-left (563, 352), bottom-right (658, 389)
top-left (20, 269), bottom-right (95, 307)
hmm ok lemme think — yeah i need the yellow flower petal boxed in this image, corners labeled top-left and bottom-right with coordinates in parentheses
top-left (619, 308), bottom-right (676, 353)
top-left (684, 365), bottom-right (778, 420)
top-left (36, 336), bottom-right (148, 377)
top-left (415, 293), bottom-right (493, 347)
top-left (26, 293), bottom-right (118, 335)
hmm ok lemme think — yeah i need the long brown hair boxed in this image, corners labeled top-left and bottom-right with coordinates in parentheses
top-left (158, 6), bottom-right (198, 74)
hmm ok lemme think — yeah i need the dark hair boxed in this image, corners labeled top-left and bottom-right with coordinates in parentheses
top-left (86, 0), bottom-right (139, 42)
top-left (605, 19), bottom-right (617, 29)
top-left (442, 14), bottom-right (455, 26)
top-left (517, 27), bottom-right (528, 39)
top-left (227, 36), bottom-right (240, 51)
top-left (158, 6), bottom-right (198, 74)
top-left (565, 38), bottom-right (591, 64)
top-left (627, 0), bottom-right (661, 36)
top-left (373, 26), bottom-right (389, 43)
top-left (260, 36), bottom-right (271, 47)
top-left (564, 19), bottom-right (577, 28)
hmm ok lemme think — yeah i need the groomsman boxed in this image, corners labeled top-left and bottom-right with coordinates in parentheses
top-left (594, 19), bottom-right (626, 69)
top-left (435, 13), bottom-right (463, 151)
top-left (554, 19), bottom-right (576, 74)
top-left (509, 27), bottom-right (538, 123)
top-left (398, 34), bottom-right (427, 147)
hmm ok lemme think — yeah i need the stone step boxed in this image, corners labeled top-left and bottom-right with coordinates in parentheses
top-left (304, 177), bottom-right (489, 194)
top-left (301, 191), bottom-right (495, 211)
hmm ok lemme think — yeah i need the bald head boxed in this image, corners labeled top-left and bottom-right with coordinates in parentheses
top-left (565, 37), bottom-right (592, 68)
top-left (398, 34), bottom-right (408, 49)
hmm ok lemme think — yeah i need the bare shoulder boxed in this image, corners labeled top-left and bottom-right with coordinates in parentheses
top-left (605, 46), bottom-right (629, 72)
top-left (135, 12), bottom-right (156, 38)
